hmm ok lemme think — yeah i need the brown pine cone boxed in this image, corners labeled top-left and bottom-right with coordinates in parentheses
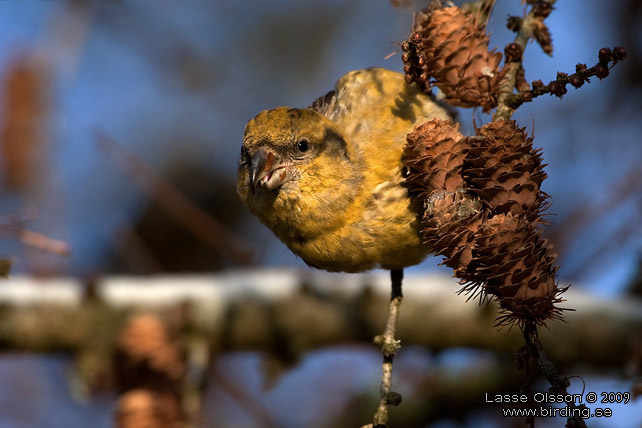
top-left (402, 1), bottom-right (503, 111)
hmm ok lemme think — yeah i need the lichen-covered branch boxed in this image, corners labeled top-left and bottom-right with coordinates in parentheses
top-left (0, 272), bottom-right (638, 370)
top-left (371, 269), bottom-right (404, 428)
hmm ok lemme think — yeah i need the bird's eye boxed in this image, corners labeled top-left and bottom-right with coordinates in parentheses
top-left (296, 139), bottom-right (309, 153)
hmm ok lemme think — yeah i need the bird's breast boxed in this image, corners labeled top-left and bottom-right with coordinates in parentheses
top-left (279, 174), bottom-right (429, 272)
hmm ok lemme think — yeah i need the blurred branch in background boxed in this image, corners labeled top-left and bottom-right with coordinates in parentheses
top-left (0, 214), bottom-right (70, 257)
top-left (96, 133), bottom-right (255, 268)
top-left (0, 271), bottom-right (638, 375)
top-left (0, 271), bottom-right (639, 426)
top-left (17, 229), bottom-right (70, 257)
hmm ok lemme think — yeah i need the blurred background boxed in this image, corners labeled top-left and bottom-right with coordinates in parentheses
top-left (0, 0), bottom-right (640, 427)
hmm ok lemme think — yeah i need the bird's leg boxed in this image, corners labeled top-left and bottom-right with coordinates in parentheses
top-left (371, 268), bottom-right (404, 428)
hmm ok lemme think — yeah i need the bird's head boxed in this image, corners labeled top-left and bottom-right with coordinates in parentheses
top-left (237, 106), bottom-right (362, 240)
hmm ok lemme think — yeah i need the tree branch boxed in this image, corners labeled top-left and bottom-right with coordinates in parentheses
top-left (0, 271), bottom-right (638, 372)
top-left (371, 269), bottom-right (404, 428)
top-left (496, 0), bottom-right (557, 120)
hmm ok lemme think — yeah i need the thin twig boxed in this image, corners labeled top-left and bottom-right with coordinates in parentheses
top-left (521, 325), bottom-right (588, 428)
top-left (518, 325), bottom-right (537, 428)
top-left (495, 0), bottom-right (557, 120)
top-left (371, 269), bottom-right (404, 428)
top-left (18, 229), bottom-right (71, 256)
top-left (504, 46), bottom-right (627, 111)
top-left (534, 338), bottom-right (588, 428)
top-left (0, 215), bottom-right (70, 256)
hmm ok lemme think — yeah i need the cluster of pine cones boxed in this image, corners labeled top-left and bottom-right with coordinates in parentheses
top-left (401, 1), bottom-right (565, 327)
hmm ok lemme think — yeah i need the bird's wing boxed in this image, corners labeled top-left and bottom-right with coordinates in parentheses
top-left (309, 68), bottom-right (454, 183)
top-left (309, 89), bottom-right (336, 114)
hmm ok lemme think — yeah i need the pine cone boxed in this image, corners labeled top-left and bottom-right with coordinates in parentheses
top-left (461, 120), bottom-right (562, 326)
top-left (471, 212), bottom-right (562, 326)
top-left (402, 1), bottom-right (503, 111)
top-left (115, 389), bottom-right (182, 428)
top-left (403, 119), bottom-right (483, 276)
top-left (403, 118), bottom-right (467, 197)
top-left (424, 191), bottom-right (484, 279)
top-left (463, 120), bottom-right (548, 222)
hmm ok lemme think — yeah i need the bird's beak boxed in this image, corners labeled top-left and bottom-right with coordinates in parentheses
top-left (249, 149), bottom-right (290, 193)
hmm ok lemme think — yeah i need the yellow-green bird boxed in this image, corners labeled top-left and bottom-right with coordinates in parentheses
top-left (237, 67), bottom-right (452, 273)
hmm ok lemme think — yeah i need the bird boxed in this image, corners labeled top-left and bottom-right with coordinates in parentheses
top-left (237, 67), bottom-right (453, 273)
